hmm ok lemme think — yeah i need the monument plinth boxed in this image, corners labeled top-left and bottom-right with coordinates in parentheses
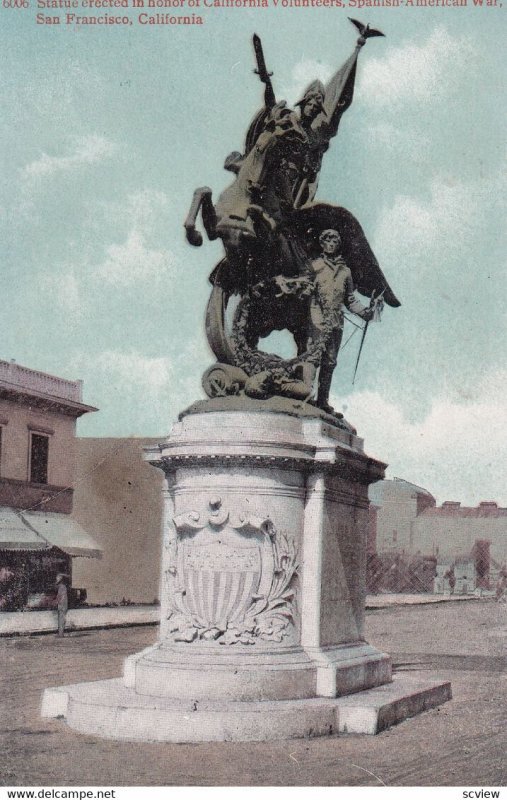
top-left (42, 25), bottom-right (452, 740)
top-left (41, 408), bottom-right (450, 741)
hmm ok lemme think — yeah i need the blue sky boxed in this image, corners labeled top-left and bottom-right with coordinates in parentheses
top-left (1, 5), bottom-right (505, 504)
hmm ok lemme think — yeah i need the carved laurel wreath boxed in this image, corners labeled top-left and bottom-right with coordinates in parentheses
top-left (230, 275), bottom-right (336, 378)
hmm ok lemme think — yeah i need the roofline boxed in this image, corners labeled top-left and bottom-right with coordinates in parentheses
top-left (0, 382), bottom-right (97, 418)
top-left (388, 477), bottom-right (436, 500)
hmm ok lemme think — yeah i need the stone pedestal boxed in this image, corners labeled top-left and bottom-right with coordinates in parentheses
top-left (41, 407), bottom-right (451, 740)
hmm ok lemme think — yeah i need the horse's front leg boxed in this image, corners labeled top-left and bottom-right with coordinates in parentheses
top-left (184, 187), bottom-right (216, 246)
top-left (201, 189), bottom-right (219, 241)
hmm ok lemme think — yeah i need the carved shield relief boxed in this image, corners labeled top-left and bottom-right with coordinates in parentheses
top-left (179, 537), bottom-right (264, 631)
top-left (167, 499), bottom-right (298, 645)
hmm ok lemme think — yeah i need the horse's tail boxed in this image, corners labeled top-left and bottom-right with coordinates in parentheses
top-left (205, 283), bottom-right (236, 365)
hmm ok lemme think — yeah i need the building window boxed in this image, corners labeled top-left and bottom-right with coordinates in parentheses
top-left (30, 433), bottom-right (49, 484)
top-left (392, 530), bottom-right (398, 543)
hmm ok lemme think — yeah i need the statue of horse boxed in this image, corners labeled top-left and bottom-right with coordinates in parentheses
top-left (184, 104), bottom-right (313, 366)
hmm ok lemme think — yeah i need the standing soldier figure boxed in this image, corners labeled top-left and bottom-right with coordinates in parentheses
top-left (307, 229), bottom-right (373, 413)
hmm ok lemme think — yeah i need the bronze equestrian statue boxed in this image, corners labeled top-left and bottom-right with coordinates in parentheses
top-left (184, 22), bottom-right (400, 423)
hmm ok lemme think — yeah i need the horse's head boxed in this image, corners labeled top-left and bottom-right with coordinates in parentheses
top-left (215, 211), bottom-right (256, 250)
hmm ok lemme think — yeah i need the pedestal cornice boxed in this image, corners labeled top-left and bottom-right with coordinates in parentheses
top-left (144, 410), bottom-right (386, 486)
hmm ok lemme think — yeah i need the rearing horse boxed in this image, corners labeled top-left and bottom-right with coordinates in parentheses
top-left (184, 104), bottom-right (307, 290)
top-left (183, 106), bottom-right (315, 365)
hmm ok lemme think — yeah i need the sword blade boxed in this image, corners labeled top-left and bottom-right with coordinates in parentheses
top-left (253, 34), bottom-right (270, 81)
top-left (352, 290), bottom-right (377, 385)
top-left (352, 321), bottom-right (369, 385)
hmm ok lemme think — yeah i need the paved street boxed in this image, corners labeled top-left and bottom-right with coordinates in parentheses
top-left (1, 599), bottom-right (506, 787)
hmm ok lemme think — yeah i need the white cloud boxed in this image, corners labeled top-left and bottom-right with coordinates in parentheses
top-left (124, 189), bottom-right (171, 233)
top-left (33, 188), bottom-right (177, 298)
top-left (374, 175), bottom-right (483, 267)
top-left (40, 269), bottom-right (84, 322)
top-left (359, 27), bottom-right (475, 108)
top-left (89, 350), bottom-right (176, 434)
top-left (95, 350), bottom-right (174, 393)
top-left (96, 229), bottom-right (175, 286)
top-left (366, 121), bottom-right (430, 157)
top-left (85, 188), bottom-right (176, 287)
top-left (335, 368), bottom-right (507, 506)
top-left (79, 344), bottom-right (205, 434)
top-left (21, 134), bottom-right (117, 183)
top-left (88, 189), bottom-right (172, 236)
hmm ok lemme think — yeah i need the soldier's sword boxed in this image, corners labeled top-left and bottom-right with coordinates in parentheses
top-left (352, 287), bottom-right (386, 385)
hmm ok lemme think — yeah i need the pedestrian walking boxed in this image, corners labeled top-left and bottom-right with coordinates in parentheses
top-left (496, 573), bottom-right (507, 603)
top-left (56, 574), bottom-right (69, 637)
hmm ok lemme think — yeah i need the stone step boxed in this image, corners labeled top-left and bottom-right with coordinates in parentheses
top-left (41, 674), bottom-right (451, 742)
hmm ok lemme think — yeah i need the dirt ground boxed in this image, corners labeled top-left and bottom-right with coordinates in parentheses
top-left (1, 599), bottom-right (506, 787)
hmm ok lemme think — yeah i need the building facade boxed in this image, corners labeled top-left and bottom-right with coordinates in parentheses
top-left (369, 478), bottom-right (507, 593)
top-left (71, 437), bottom-right (164, 605)
top-left (0, 359), bottom-right (101, 610)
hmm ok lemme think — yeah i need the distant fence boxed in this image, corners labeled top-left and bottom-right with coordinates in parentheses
top-left (367, 551), bottom-right (504, 596)
top-left (367, 554), bottom-right (437, 595)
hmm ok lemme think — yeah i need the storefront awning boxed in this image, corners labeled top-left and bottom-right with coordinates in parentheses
top-left (21, 512), bottom-right (103, 559)
top-left (0, 507), bottom-right (49, 551)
